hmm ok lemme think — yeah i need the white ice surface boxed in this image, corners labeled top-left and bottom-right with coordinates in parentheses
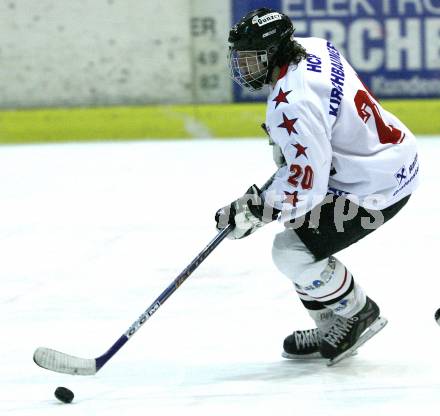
top-left (1, 138), bottom-right (440, 415)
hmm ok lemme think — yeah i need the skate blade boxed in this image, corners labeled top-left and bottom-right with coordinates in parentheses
top-left (327, 316), bottom-right (388, 367)
top-left (282, 351), bottom-right (323, 360)
top-left (282, 350), bottom-right (358, 360)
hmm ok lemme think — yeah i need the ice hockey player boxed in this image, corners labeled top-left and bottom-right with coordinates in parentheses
top-left (215, 8), bottom-right (419, 364)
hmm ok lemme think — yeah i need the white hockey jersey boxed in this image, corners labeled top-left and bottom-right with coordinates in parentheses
top-left (262, 37), bottom-right (419, 221)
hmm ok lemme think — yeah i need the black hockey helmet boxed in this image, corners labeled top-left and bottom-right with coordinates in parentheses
top-left (228, 8), bottom-right (295, 91)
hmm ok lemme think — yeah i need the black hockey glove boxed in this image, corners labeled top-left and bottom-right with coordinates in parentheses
top-left (215, 184), bottom-right (279, 240)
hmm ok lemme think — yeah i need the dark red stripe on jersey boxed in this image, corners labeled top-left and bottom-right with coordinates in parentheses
top-left (277, 64), bottom-right (289, 81)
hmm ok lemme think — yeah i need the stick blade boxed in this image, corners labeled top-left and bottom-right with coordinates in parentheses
top-left (33, 347), bottom-right (97, 375)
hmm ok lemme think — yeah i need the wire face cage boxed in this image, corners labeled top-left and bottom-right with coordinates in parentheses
top-left (228, 49), bottom-right (269, 91)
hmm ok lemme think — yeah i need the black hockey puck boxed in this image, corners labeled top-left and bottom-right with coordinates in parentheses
top-left (435, 309), bottom-right (440, 326)
top-left (54, 386), bottom-right (74, 403)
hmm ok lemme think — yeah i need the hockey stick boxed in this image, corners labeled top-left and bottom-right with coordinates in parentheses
top-left (33, 225), bottom-right (233, 375)
top-left (33, 175), bottom-right (276, 376)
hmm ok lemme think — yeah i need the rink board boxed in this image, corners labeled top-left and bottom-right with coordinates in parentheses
top-left (1, 100), bottom-right (439, 144)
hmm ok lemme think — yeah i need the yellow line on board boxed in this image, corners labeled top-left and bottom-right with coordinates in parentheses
top-left (0, 100), bottom-right (438, 144)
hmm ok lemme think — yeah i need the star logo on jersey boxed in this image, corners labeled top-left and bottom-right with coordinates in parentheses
top-left (278, 113), bottom-right (298, 136)
top-left (292, 142), bottom-right (308, 159)
top-left (272, 87), bottom-right (291, 108)
top-left (283, 191), bottom-right (301, 207)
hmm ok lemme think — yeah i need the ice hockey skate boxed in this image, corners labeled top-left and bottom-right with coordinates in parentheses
top-left (282, 328), bottom-right (323, 359)
top-left (281, 320), bottom-right (360, 360)
top-left (282, 309), bottom-right (336, 359)
top-left (320, 297), bottom-right (388, 366)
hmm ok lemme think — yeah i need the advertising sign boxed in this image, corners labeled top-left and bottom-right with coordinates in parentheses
top-left (232, 0), bottom-right (440, 101)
